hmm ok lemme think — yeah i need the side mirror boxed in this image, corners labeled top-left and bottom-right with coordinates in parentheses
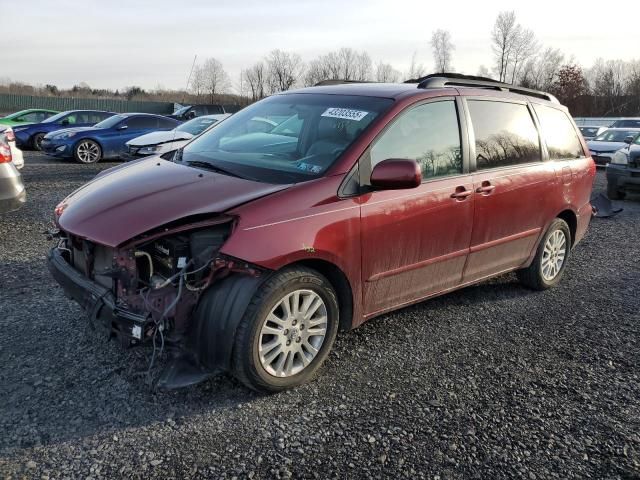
top-left (624, 136), bottom-right (634, 145)
top-left (370, 158), bottom-right (422, 190)
top-left (117, 124), bottom-right (128, 130)
top-left (60, 119), bottom-right (69, 125)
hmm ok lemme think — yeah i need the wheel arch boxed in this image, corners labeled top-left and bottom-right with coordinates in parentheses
top-left (285, 258), bottom-right (354, 332)
top-left (555, 208), bottom-right (577, 246)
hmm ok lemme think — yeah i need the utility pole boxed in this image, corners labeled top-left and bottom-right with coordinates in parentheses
top-left (182, 54), bottom-right (197, 104)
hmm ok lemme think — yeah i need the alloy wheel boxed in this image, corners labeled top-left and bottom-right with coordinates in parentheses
top-left (541, 229), bottom-right (567, 281)
top-left (76, 141), bottom-right (100, 163)
top-left (258, 289), bottom-right (328, 378)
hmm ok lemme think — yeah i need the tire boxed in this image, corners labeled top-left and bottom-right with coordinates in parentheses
top-left (232, 267), bottom-right (339, 392)
top-left (74, 140), bottom-right (102, 164)
top-left (607, 182), bottom-right (623, 200)
top-left (31, 133), bottom-right (45, 151)
top-left (517, 218), bottom-right (571, 290)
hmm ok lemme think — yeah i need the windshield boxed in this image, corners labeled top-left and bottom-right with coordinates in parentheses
top-left (181, 93), bottom-right (393, 184)
top-left (594, 129), bottom-right (639, 142)
top-left (173, 106), bottom-right (191, 116)
top-left (43, 111), bottom-right (72, 124)
top-left (176, 116), bottom-right (222, 135)
top-left (94, 114), bottom-right (126, 129)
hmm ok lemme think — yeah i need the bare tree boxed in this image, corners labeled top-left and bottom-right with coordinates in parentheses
top-left (352, 50), bottom-right (373, 81)
top-left (243, 62), bottom-right (267, 100)
top-left (190, 65), bottom-right (207, 97)
top-left (508, 28), bottom-right (538, 84)
top-left (430, 29), bottom-right (454, 73)
top-left (491, 11), bottom-right (519, 82)
top-left (375, 62), bottom-right (401, 82)
top-left (266, 49), bottom-right (304, 93)
top-left (520, 48), bottom-right (565, 90)
top-left (304, 48), bottom-right (372, 84)
top-left (406, 51), bottom-right (426, 80)
top-left (477, 65), bottom-right (491, 78)
top-left (200, 57), bottom-right (230, 102)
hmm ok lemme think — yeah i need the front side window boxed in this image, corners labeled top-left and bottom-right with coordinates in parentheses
top-left (534, 105), bottom-right (584, 160)
top-left (94, 114), bottom-right (126, 129)
top-left (468, 100), bottom-right (541, 169)
top-left (370, 100), bottom-right (462, 179)
top-left (43, 111), bottom-right (70, 124)
top-left (182, 93), bottom-right (392, 184)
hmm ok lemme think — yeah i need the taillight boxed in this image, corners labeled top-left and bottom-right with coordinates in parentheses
top-left (0, 141), bottom-right (11, 163)
top-left (4, 128), bottom-right (15, 142)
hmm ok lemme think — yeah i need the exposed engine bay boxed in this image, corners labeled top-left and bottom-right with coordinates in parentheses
top-left (49, 217), bottom-right (262, 387)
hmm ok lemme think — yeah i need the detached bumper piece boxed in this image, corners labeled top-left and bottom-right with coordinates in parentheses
top-left (47, 248), bottom-right (153, 342)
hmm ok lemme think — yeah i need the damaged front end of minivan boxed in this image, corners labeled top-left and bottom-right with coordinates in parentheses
top-left (47, 214), bottom-right (265, 389)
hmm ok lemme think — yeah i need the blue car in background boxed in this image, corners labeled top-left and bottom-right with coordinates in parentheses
top-left (41, 113), bottom-right (181, 163)
top-left (12, 110), bottom-right (115, 151)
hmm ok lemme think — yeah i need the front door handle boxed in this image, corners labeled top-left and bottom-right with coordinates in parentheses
top-left (450, 187), bottom-right (473, 200)
top-left (475, 181), bottom-right (496, 195)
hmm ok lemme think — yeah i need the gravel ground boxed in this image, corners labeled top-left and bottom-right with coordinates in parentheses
top-left (0, 153), bottom-right (638, 479)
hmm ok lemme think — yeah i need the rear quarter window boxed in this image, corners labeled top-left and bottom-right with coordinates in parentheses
top-left (533, 105), bottom-right (584, 160)
top-left (467, 100), bottom-right (541, 170)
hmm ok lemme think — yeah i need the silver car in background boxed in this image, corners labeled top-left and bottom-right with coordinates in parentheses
top-left (0, 130), bottom-right (26, 213)
top-left (124, 114), bottom-right (231, 160)
top-left (0, 126), bottom-right (24, 169)
top-left (587, 128), bottom-right (640, 166)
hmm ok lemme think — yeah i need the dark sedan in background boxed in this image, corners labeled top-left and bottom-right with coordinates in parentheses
top-left (606, 134), bottom-right (640, 199)
top-left (12, 110), bottom-right (114, 151)
top-left (41, 113), bottom-right (181, 163)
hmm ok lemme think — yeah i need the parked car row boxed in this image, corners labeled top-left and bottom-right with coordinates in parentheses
top-left (0, 104), bottom-right (237, 164)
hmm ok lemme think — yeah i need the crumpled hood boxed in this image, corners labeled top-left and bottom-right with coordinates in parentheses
top-left (57, 157), bottom-right (289, 246)
top-left (127, 129), bottom-right (192, 147)
top-left (587, 140), bottom-right (627, 153)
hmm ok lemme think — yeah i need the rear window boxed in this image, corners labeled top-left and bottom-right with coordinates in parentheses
top-left (534, 105), bottom-right (584, 160)
top-left (467, 100), bottom-right (541, 170)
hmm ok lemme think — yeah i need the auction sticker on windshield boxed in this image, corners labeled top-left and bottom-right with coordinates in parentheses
top-left (321, 108), bottom-right (369, 121)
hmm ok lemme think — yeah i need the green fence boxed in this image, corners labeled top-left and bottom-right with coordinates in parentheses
top-left (0, 94), bottom-right (174, 115)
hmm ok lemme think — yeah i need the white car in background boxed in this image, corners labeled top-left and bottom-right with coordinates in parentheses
top-left (124, 114), bottom-right (231, 160)
top-left (0, 126), bottom-right (24, 169)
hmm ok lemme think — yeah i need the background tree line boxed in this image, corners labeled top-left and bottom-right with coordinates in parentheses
top-left (1, 10), bottom-right (638, 117)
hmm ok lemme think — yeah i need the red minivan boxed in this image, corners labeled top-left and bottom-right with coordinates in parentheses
top-left (48, 75), bottom-right (596, 391)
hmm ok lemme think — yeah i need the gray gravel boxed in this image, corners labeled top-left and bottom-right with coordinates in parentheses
top-left (0, 153), bottom-right (638, 479)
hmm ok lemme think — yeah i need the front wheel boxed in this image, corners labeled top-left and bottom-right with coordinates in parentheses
top-left (74, 140), bottom-right (102, 164)
top-left (517, 218), bottom-right (571, 290)
top-left (32, 133), bottom-right (46, 151)
top-left (232, 267), bottom-right (339, 392)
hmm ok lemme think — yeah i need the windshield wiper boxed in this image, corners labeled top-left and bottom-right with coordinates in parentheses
top-left (185, 160), bottom-right (246, 179)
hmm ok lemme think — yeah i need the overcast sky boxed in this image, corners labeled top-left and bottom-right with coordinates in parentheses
top-left (1, 0), bottom-right (635, 92)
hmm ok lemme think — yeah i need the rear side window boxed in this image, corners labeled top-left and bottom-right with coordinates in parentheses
top-left (126, 117), bottom-right (159, 129)
top-left (468, 100), bottom-right (541, 169)
top-left (533, 105), bottom-right (584, 160)
top-left (370, 100), bottom-right (462, 179)
top-left (158, 117), bottom-right (178, 129)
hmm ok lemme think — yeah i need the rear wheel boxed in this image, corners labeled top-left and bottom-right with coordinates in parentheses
top-left (31, 133), bottom-right (45, 151)
top-left (517, 218), bottom-right (571, 290)
top-left (232, 267), bottom-right (339, 392)
top-left (74, 140), bottom-right (102, 164)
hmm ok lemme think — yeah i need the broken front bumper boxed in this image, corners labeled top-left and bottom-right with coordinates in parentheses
top-left (47, 248), bottom-right (153, 341)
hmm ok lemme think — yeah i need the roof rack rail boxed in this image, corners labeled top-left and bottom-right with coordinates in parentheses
top-left (314, 79), bottom-right (375, 86)
top-left (405, 73), bottom-right (559, 103)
